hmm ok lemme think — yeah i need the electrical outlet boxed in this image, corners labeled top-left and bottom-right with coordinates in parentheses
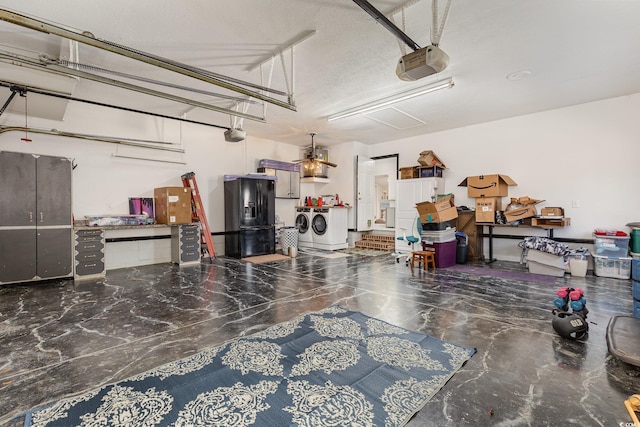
top-left (571, 200), bottom-right (580, 208)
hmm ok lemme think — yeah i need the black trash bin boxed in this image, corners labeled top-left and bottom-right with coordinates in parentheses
top-left (455, 232), bottom-right (468, 264)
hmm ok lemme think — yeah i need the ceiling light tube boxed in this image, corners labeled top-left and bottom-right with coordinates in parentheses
top-left (327, 77), bottom-right (454, 121)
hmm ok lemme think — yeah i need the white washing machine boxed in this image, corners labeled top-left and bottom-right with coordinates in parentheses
top-left (312, 207), bottom-right (348, 250)
top-left (295, 207), bottom-right (314, 248)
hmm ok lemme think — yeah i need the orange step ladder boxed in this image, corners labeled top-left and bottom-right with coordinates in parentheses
top-left (181, 172), bottom-right (216, 261)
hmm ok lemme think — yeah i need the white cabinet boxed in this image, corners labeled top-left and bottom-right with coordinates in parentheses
top-left (395, 178), bottom-right (444, 252)
top-left (275, 169), bottom-right (300, 199)
top-left (258, 168), bottom-right (300, 199)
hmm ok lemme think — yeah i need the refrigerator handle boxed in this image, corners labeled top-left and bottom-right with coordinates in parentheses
top-left (257, 182), bottom-right (262, 217)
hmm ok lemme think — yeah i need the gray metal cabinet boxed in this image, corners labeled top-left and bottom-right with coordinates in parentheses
top-left (258, 168), bottom-right (300, 199)
top-left (0, 151), bottom-right (73, 284)
top-left (171, 224), bottom-right (201, 265)
top-left (74, 228), bottom-right (106, 280)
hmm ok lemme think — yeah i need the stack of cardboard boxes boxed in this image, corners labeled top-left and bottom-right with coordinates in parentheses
top-left (415, 194), bottom-right (458, 225)
top-left (399, 151), bottom-right (447, 180)
top-left (458, 174), bottom-right (517, 223)
top-left (414, 195), bottom-right (458, 268)
top-left (593, 231), bottom-right (632, 279)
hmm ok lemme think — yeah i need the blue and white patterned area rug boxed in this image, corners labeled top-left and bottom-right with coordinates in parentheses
top-left (24, 306), bottom-right (476, 427)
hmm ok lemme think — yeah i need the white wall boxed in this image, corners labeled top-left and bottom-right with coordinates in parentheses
top-left (0, 100), bottom-right (301, 265)
top-left (368, 93), bottom-right (640, 261)
top-left (298, 141), bottom-right (361, 228)
top-left (3, 91), bottom-right (639, 264)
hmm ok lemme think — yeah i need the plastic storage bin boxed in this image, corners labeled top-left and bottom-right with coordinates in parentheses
top-left (526, 249), bottom-right (566, 277)
top-left (422, 219), bottom-right (455, 231)
top-left (423, 240), bottom-right (457, 268)
top-left (85, 214), bottom-right (151, 226)
top-left (632, 281), bottom-right (640, 300)
top-left (633, 258), bottom-right (640, 282)
top-left (593, 233), bottom-right (630, 257)
top-left (566, 249), bottom-right (590, 276)
top-left (593, 254), bottom-right (632, 279)
top-left (528, 261), bottom-right (566, 277)
top-left (569, 259), bottom-right (588, 277)
top-left (422, 228), bottom-right (456, 243)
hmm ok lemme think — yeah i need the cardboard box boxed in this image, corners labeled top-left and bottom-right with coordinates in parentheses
top-left (503, 196), bottom-right (544, 222)
top-left (417, 150), bottom-right (446, 168)
top-left (459, 174), bottom-right (517, 197)
top-left (154, 187), bottom-right (193, 225)
top-left (504, 205), bottom-right (537, 222)
top-left (530, 217), bottom-right (571, 228)
top-left (416, 194), bottom-right (458, 223)
top-left (510, 196), bottom-right (543, 205)
top-left (399, 166), bottom-right (418, 179)
top-left (475, 197), bottom-right (502, 223)
top-left (418, 166), bottom-right (444, 178)
top-left (541, 207), bottom-right (564, 217)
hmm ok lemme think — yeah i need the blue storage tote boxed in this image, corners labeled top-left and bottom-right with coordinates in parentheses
top-left (633, 258), bottom-right (640, 282)
top-left (633, 281), bottom-right (640, 300)
top-left (593, 233), bottom-right (630, 257)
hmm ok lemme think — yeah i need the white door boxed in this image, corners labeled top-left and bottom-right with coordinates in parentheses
top-left (356, 155), bottom-right (375, 231)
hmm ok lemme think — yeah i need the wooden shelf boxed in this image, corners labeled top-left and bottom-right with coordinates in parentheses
top-left (300, 177), bottom-right (330, 183)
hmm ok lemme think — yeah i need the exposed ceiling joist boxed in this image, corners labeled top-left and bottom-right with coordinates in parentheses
top-left (0, 79), bottom-right (232, 130)
top-left (0, 51), bottom-right (266, 122)
top-left (0, 7), bottom-right (297, 112)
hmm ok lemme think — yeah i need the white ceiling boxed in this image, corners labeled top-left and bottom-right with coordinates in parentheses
top-left (0, 0), bottom-right (639, 147)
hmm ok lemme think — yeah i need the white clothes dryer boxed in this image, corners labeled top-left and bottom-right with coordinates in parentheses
top-left (295, 207), bottom-right (314, 248)
top-left (312, 207), bottom-right (348, 250)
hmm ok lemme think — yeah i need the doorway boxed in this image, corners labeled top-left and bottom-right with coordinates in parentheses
top-left (371, 154), bottom-right (398, 231)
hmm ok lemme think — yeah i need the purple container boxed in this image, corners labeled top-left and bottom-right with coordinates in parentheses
top-left (424, 240), bottom-right (457, 268)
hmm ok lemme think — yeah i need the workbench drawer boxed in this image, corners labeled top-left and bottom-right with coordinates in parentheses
top-left (75, 259), bottom-right (105, 277)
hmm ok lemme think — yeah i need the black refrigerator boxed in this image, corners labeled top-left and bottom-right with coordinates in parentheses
top-left (224, 177), bottom-right (276, 258)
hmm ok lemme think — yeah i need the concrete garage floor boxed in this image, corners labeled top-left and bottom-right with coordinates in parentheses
top-left (1, 253), bottom-right (639, 426)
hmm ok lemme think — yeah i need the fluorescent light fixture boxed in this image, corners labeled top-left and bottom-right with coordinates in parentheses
top-left (327, 77), bottom-right (454, 122)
